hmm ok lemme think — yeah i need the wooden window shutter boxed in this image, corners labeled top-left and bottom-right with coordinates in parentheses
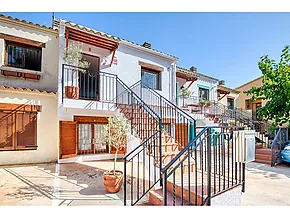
top-left (16, 112), bottom-right (37, 150)
top-left (0, 112), bottom-right (14, 150)
top-left (60, 121), bottom-right (77, 158)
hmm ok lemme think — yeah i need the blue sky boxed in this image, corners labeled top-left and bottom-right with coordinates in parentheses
top-left (2, 12), bottom-right (290, 88)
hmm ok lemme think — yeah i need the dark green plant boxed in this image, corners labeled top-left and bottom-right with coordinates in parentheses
top-left (245, 45), bottom-right (290, 127)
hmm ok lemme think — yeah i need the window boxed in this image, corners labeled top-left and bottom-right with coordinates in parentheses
top-left (227, 98), bottom-right (234, 109)
top-left (6, 42), bottom-right (42, 71)
top-left (0, 111), bottom-right (37, 151)
top-left (199, 88), bottom-right (209, 100)
top-left (141, 69), bottom-right (161, 90)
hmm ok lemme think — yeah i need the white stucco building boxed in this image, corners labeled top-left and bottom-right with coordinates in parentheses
top-left (53, 19), bottom-right (178, 161)
top-left (0, 15), bottom-right (59, 165)
top-left (176, 66), bottom-right (219, 107)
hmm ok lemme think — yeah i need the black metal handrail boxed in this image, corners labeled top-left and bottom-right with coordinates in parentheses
top-left (61, 64), bottom-right (163, 206)
top-left (115, 78), bottom-right (163, 206)
top-left (62, 64), bottom-right (118, 103)
top-left (131, 81), bottom-right (197, 148)
top-left (271, 128), bottom-right (289, 166)
top-left (123, 129), bottom-right (162, 206)
top-left (161, 125), bottom-right (246, 206)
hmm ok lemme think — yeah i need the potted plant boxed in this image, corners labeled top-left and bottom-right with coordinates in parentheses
top-left (199, 99), bottom-right (206, 106)
top-left (179, 87), bottom-right (192, 107)
top-left (205, 100), bottom-right (212, 107)
top-left (103, 116), bottom-right (130, 193)
top-left (63, 41), bottom-right (90, 99)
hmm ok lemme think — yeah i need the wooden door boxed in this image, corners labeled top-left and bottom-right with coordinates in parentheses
top-left (60, 121), bottom-right (77, 159)
top-left (175, 123), bottom-right (189, 147)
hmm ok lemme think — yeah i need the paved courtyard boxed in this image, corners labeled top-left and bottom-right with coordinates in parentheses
top-left (0, 160), bottom-right (289, 206)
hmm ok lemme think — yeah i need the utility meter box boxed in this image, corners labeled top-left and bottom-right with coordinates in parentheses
top-left (233, 130), bottom-right (256, 163)
top-left (244, 130), bottom-right (255, 163)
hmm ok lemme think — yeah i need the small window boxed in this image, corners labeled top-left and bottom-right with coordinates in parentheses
top-left (6, 42), bottom-right (42, 71)
top-left (141, 68), bottom-right (161, 90)
top-left (199, 88), bottom-right (209, 100)
top-left (227, 98), bottom-right (234, 109)
top-left (0, 111), bottom-right (37, 151)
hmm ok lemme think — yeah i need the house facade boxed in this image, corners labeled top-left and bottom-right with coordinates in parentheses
top-left (54, 19), bottom-right (178, 161)
top-left (0, 15), bottom-right (59, 165)
top-left (217, 82), bottom-right (240, 109)
top-left (235, 76), bottom-right (265, 119)
top-left (176, 66), bottom-right (219, 107)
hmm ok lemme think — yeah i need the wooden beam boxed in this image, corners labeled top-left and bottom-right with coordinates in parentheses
top-left (186, 79), bottom-right (196, 89)
top-left (0, 103), bottom-right (42, 112)
top-left (68, 33), bottom-right (115, 51)
top-left (74, 115), bottom-right (109, 124)
top-left (218, 93), bottom-right (228, 101)
top-left (139, 61), bottom-right (164, 72)
top-left (0, 33), bottom-right (45, 48)
top-left (67, 27), bottom-right (118, 46)
top-left (110, 49), bottom-right (116, 67)
top-left (68, 31), bottom-right (117, 47)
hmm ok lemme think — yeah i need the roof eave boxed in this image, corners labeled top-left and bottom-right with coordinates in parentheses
top-left (0, 15), bottom-right (58, 35)
top-left (120, 40), bottom-right (178, 62)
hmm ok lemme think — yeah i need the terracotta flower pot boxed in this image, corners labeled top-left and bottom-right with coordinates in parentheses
top-left (65, 86), bottom-right (79, 99)
top-left (103, 170), bottom-right (124, 193)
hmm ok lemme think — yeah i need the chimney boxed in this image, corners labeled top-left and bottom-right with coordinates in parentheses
top-left (142, 41), bottom-right (151, 49)
top-left (219, 80), bottom-right (225, 86)
top-left (190, 66), bottom-right (197, 74)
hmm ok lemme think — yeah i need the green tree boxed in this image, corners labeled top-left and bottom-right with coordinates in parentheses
top-left (245, 45), bottom-right (290, 127)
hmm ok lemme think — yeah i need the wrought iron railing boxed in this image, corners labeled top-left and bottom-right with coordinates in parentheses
top-left (271, 128), bottom-right (289, 166)
top-left (61, 64), bottom-right (163, 206)
top-left (62, 64), bottom-right (117, 103)
top-left (115, 78), bottom-right (163, 206)
top-left (177, 95), bottom-right (200, 108)
top-left (131, 81), bottom-right (196, 148)
top-left (161, 126), bottom-right (246, 206)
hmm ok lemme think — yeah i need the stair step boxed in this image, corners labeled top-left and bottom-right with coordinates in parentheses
top-left (255, 148), bottom-right (272, 155)
top-left (254, 159), bottom-right (271, 165)
top-left (149, 188), bottom-right (188, 206)
top-left (255, 154), bottom-right (271, 161)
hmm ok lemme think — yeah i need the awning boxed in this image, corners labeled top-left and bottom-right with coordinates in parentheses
top-left (65, 27), bottom-right (119, 52)
top-left (176, 67), bottom-right (198, 82)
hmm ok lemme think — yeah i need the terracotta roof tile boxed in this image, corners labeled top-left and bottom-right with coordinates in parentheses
top-left (58, 20), bottom-right (121, 42)
top-left (121, 39), bottom-right (178, 59)
top-left (177, 66), bottom-right (219, 82)
top-left (0, 14), bottom-right (57, 32)
top-left (0, 85), bottom-right (56, 95)
top-left (176, 66), bottom-right (198, 79)
top-left (56, 19), bottom-right (177, 60)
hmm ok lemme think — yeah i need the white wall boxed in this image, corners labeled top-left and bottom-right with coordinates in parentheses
top-left (0, 90), bottom-right (58, 165)
top-left (58, 22), bottom-right (177, 119)
top-left (0, 20), bottom-right (59, 93)
top-left (177, 76), bottom-right (219, 102)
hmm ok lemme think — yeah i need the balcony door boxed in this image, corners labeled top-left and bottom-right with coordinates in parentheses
top-left (78, 123), bottom-right (108, 154)
top-left (79, 54), bottom-right (100, 100)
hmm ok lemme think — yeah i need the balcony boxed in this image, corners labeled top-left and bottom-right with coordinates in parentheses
top-left (61, 64), bottom-right (118, 111)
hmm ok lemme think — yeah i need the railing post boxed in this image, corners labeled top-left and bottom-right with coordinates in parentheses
top-left (159, 118), bottom-right (163, 186)
top-left (124, 159), bottom-right (127, 206)
top-left (207, 128), bottom-right (212, 206)
top-left (163, 171), bottom-right (167, 205)
top-left (131, 92), bottom-right (134, 135)
top-left (62, 64), bottom-right (64, 104)
top-left (242, 162), bottom-right (246, 192)
top-left (234, 110), bottom-right (237, 126)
